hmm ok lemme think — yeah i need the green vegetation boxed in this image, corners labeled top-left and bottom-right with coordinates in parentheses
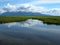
top-left (0, 16), bottom-right (60, 25)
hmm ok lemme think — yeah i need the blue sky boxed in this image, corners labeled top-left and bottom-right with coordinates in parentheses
top-left (36, 3), bottom-right (60, 9)
top-left (0, 0), bottom-right (35, 8)
top-left (0, 0), bottom-right (60, 9)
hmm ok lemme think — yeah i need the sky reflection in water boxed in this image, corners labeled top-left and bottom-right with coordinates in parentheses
top-left (0, 19), bottom-right (60, 45)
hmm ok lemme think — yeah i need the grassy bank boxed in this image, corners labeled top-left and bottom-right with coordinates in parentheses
top-left (0, 16), bottom-right (60, 25)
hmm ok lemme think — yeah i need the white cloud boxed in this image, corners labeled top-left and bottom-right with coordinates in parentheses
top-left (17, 4), bottom-right (46, 13)
top-left (3, 3), bottom-right (17, 12)
top-left (2, 3), bottom-right (46, 13)
top-left (28, 0), bottom-right (60, 5)
top-left (0, 9), bottom-right (6, 14)
top-left (46, 8), bottom-right (60, 16)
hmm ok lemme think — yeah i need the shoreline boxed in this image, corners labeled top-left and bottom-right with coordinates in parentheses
top-left (0, 16), bottom-right (60, 25)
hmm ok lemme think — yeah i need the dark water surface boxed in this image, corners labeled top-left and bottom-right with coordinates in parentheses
top-left (0, 19), bottom-right (60, 45)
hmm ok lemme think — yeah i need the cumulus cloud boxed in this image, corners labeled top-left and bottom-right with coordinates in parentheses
top-left (4, 19), bottom-right (43, 28)
top-left (3, 3), bottom-right (17, 12)
top-left (18, 4), bottom-right (46, 13)
top-left (46, 8), bottom-right (60, 16)
top-left (0, 3), bottom-right (46, 13)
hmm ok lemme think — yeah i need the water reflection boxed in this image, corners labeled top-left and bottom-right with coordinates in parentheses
top-left (0, 19), bottom-right (60, 45)
top-left (3, 19), bottom-right (43, 27)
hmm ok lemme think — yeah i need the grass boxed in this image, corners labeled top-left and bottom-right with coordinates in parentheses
top-left (0, 16), bottom-right (60, 25)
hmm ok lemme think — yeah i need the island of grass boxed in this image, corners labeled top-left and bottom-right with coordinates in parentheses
top-left (0, 16), bottom-right (60, 25)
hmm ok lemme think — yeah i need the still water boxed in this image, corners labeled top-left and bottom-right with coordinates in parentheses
top-left (0, 19), bottom-right (60, 45)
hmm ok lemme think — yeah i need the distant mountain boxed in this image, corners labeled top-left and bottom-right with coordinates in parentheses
top-left (0, 11), bottom-right (48, 16)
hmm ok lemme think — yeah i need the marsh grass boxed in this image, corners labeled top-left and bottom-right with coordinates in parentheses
top-left (0, 16), bottom-right (60, 25)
